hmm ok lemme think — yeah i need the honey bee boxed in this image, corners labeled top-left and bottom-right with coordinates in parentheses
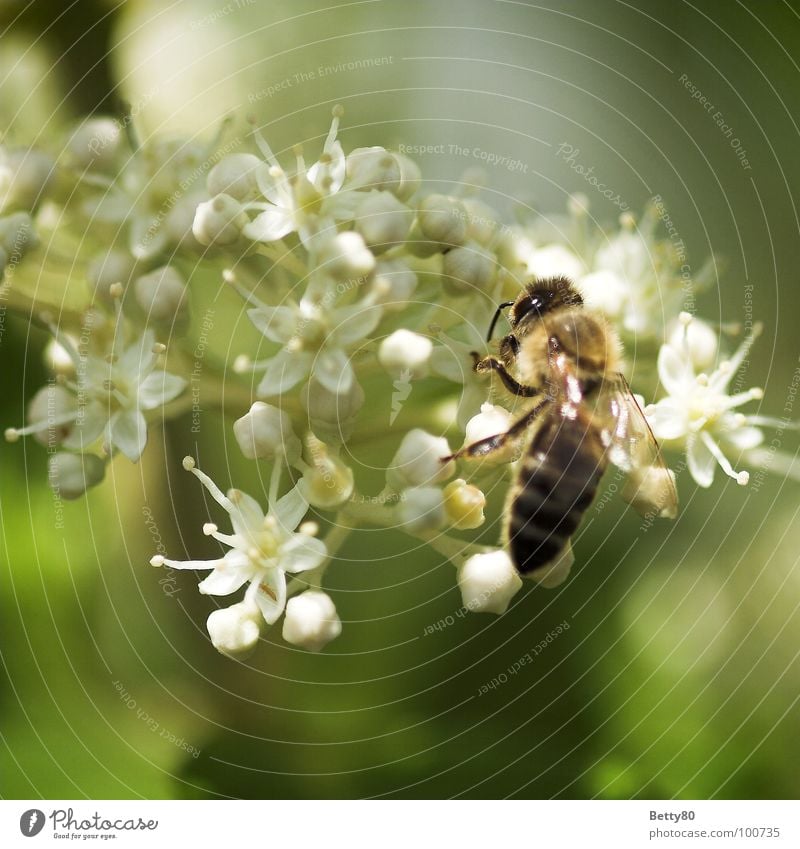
top-left (449, 276), bottom-right (678, 579)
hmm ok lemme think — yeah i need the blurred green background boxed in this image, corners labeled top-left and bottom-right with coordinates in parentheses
top-left (2, 0), bottom-right (800, 799)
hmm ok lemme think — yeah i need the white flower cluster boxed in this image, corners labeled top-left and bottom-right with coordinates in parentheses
top-left (4, 108), bottom-right (796, 657)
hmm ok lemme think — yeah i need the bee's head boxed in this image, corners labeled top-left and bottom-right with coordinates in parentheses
top-left (510, 276), bottom-right (583, 327)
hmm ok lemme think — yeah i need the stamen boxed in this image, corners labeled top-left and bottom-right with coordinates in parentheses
top-left (247, 116), bottom-right (280, 168)
top-left (183, 455), bottom-right (235, 512)
top-left (700, 431), bottom-right (749, 485)
top-left (222, 268), bottom-right (270, 310)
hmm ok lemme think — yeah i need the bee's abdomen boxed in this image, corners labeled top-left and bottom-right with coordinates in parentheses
top-left (507, 422), bottom-right (606, 575)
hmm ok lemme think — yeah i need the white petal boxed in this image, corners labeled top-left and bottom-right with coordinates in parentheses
top-left (687, 433), bottom-right (715, 488)
top-left (723, 425), bottom-right (764, 450)
top-left (254, 569), bottom-right (287, 625)
top-left (658, 344), bottom-right (695, 396)
top-left (281, 534), bottom-right (327, 574)
top-left (61, 402), bottom-right (107, 449)
top-left (312, 348), bottom-right (353, 395)
top-left (256, 350), bottom-right (313, 397)
top-left (138, 370), bottom-right (187, 409)
top-left (198, 552), bottom-right (253, 596)
top-left (109, 409), bottom-right (147, 461)
top-left (247, 306), bottom-right (297, 344)
top-left (243, 207), bottom-right (295, 242)
top-left (227, 490), bottom-right (266, 539)
top-left (118, 329), bottom-right (157, 379)
top-left (273, 485), bottom-right (309, 533)
top-left (649, 399), bottom-right (689, 441)
top-left (333, 302), bottom-right (382, 346)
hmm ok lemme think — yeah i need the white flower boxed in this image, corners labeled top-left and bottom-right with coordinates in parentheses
top-left (206, 152), bottom-right (262, 201)
top-left (386, 429), bottom-right (454, 490)
top-left (207, 600), bottom-right (262, 658)
top-left (47, 452), bottom-right (106, 499)
top-left (238, 284), bottom-right (383, 397)
top-left (282, 590), bottom-right (342, 652)
top-left (133, 265), bottom-right (188, 322)
top-left (457, 550), bottom-right (522, 614)
top-left (379, 329), bottom-right (433, 380)
top-left (527, 244), bottom-right (585, 282)
top-left (299, 377), bottom-right (365, 442)
top-left (412, 193), bottom-right (468, 253)
top-left (398, 486), bottom-right (446, 534)
top-left (298, 437), bottom-right (355, 509)
top-left (666, 314), bottom-right (718, 371)
top-left (66, 118), bottom-right (123, 172)
top-left (151, 457), bottom-right (326, 626)
top-left (242, 106), bottom-right (348, 246)
top-left (0, 147), bottom-right (55, 212)
top-left (442, 478), bottom-right (486, 530)
top-left (353, 190), bottom-right (413, 253)
top-left (463, 403), bottom-right (515, 463)
top-left (442, 241), bottom-right (497, 295)
top-left (648, 315), bottom-right (769, 487)
top-left (372, 258), bottom-right (418, 310)
top-left (233, 401), bottom-right (301, 462)
top-left (86, 250), bottom-right (136, 303)
top-left (7, 317), bottom-right (186, 462)
top-left (317, 230), bottom-right (376, 281)
top-left (192, 193), bottom-right (247, 246)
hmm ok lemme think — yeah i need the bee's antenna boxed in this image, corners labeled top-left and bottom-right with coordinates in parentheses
top-left (487, 301), bottom-right (515, 341)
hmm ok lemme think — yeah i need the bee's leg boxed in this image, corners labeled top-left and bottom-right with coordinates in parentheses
top-left (445, 397), bottom-right (550, 461)
top-left (470, 353), bottom-right (539, 397)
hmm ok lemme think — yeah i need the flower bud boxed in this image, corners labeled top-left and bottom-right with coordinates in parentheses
top-left (164, 192), bottom-right (206, 249)
top-left (233, 401), bottom-right (301, 462)
top-left (134, 265), bottom-right (188, 322)
top-left (393, 153), bottom-right (421, 202)
top-left (66, 118), bottom-right (122, 171)
top-left (443, 478), bottom-right (486, 530)
top-left (207, 600), bottom-right (262, 658)
top-left (579, 269), bottom-right (627, 320)
top-left (317, 231), bottom-right (376, 281)
top-left (399, 486), bottom-right (446, 534)
top-left (414, 193), bottom-right (468, 249)
top-left (354, 190), bottom-right (413, 253)
top-left (27, 385), bottom-right (78, 446)
top-left (346, 146), bottom-right (401, 192)
top-left (457, 549), bottom-right (522, 614)
top-left (192, 193), bottom-right (247, 246)
top-left (621, 465), bottom-right (678, 520)
top-left (461, 198), bottom-right (503, 246)
top-left (378, 329), bottom-right (432, 380)
top-left (44, 339), bottom-right (76, 375)
top-left (442, 240), bottom-right (496, 294)
top-left (667, 315), bottom-right (718, 371)
top-left (207, 153), bottom-right (262, 201)
top-left (527, 244), bottom-right (585, 281)
top-left (87, 250), bottom-right (136, 303)
top-left (300, 377), bottom-right (364, 441)
top-left (463, 404), bottom-right (515, 463)
top-left (528, 542), bottom-right (574, 589)
top-left (300, 439), bottom-right (355, 508)
top-left (0, 147), bottom-right (55, 212)
top-left (373, 259), bottom-right (417, 310)
top-left (47, 452), bottom-right (105, 500)
top-left (282, 591), bottom-right (342, 652)
top-left (0, 211), bottom-right (37, 256)
top-left (386, 429), bottom-right (454, 490)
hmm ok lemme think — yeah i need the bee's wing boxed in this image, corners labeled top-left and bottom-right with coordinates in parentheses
top-left (594, 373), bottom-right (679, 520)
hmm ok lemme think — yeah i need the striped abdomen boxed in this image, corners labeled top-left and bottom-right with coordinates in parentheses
top-left (506, 417), bottom-right (606, 575)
